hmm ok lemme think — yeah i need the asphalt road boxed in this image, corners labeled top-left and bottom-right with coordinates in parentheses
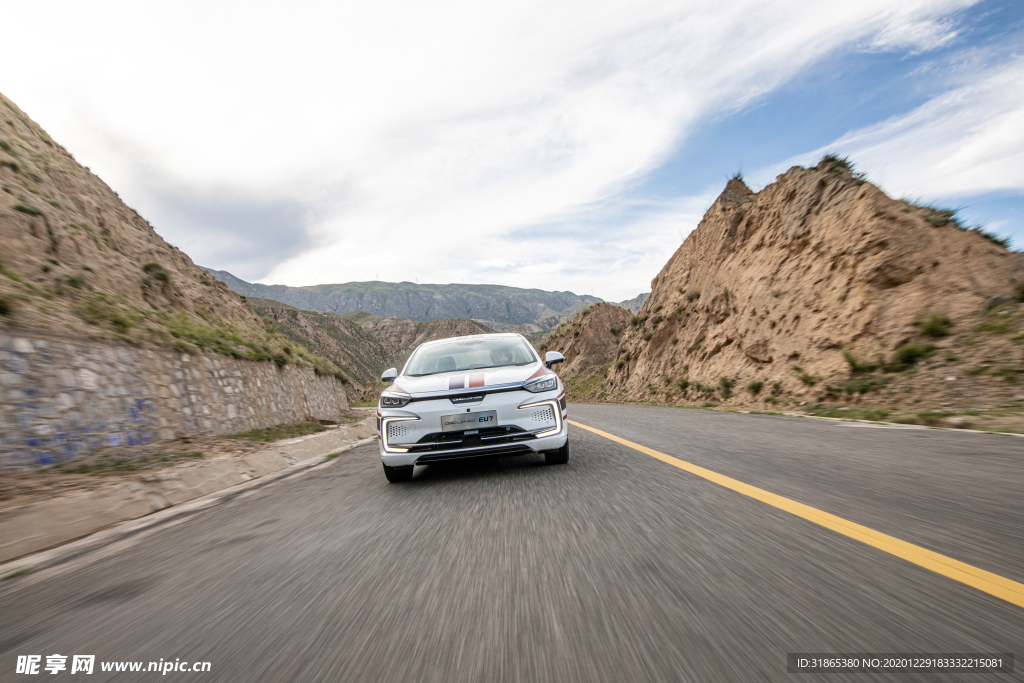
top-left (1, 403), bottom-right (1022, 682)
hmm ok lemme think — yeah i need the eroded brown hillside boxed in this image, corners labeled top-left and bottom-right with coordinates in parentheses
top-left (251, 302), bottom-right (495, 404)
top-left (362, 317), bottom-right (493, 349)
top-left (548, 158), bottom-right (1024, 430)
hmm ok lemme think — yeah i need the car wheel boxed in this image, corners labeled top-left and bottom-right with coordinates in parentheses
top-left (383, 463), bottom-right (414, 483)
top-left (545, 440), bottom-right (569, 465)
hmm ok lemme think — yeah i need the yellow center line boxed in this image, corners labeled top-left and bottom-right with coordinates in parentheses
top-left (568, 419), bottom-right (1024, 610)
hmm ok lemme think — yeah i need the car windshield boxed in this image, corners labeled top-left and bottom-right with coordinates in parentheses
top-left (404, 337), bottom-right (537, 376)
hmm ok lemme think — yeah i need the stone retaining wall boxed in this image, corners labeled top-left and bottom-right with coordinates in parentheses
top-left (0, 327), bottom-right (349, 468)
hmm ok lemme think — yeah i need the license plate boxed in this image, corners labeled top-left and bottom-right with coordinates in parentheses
top-left (441, 411), bottom-right (497, 432)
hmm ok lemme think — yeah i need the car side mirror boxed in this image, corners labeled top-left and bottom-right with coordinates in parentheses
top-left (544, 351), bottom-right (564, 369)
top-left (381, 368), bottom-right (398, 382)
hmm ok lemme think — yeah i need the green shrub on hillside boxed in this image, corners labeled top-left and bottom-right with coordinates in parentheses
top-left (841, 375), bottom-right (892, 394)
top-left (792, 365), bottom-right (817, 386)
top-left (890, 342), bottom-right (936, 369)
top-left (142, 262), bottom-right (171, 283)
top-left (914, 313), bottom-right (952, 338)
top-left (820, 154), bottom-right (867, 183)
top-left (13, 202), bottom-right (43, 217)
top-left (75, 295), bottom-right (140, 333)
top-left (630, 314), bottom-right (648, 326)
top-left (843, 350), bottom-right (880, 374)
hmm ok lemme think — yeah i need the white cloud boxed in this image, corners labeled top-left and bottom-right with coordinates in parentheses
top-left (762, 55), bottom-right (1024, 203)
top-left (1, 0), bottom-right (979, 301)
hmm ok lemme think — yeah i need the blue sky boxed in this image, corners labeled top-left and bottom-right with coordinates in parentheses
top-left (641, 0), bottom-right (1024, 230)
top-left (3, 0), bottom-right (1022, 301)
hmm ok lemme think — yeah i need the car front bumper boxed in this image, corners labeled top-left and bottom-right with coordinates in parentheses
top-left (377, 389), bottom-right (568, 467)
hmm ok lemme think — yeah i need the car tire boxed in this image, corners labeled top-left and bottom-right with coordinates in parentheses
top-left (545, 440), bottom-right (569, 465)
top-left (383, 464), bottom-right (414, 483)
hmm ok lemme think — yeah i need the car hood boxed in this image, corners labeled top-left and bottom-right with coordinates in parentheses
top-left (390, 362), bottom-right (551, 397)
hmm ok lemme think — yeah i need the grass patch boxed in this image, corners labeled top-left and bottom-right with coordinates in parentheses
top-left (228, 422), bottom-right (328, 442)
top-left (75, 295), bottom-right (141, 333)
top-left (2, 568), bottom-right (32, 581)
top-left (840, 375), bottom-right (893, 394)
top-left (686, 290), bottom-right (701, 302)
top-left (142, 262), bottom-right (171, 283)
top-left (746, 380), bottom-right (763, 395)
top-left (792, 365), bottom-right (817, 386)
top-left (889, 342), bottom-right (936, 369)
top-left (976, 314), bottom-right (1017, 335)
top-left (718, 376), bottom-right (734, 399)
top-left (13, 202), bottom-right (43, 217)
top-left (812, 407), bottom-right (891, 421)
top-left (914, 312), bottom-right (952, 338)
top-left (820, 154), bottom-right (867, 183)
top-left (920, 206), bottom-right (960, 227)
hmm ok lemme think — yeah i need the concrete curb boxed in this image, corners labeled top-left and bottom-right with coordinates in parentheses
top-left (0, 418), bottom-right (377, 566)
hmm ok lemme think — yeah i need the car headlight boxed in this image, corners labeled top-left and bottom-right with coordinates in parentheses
top-left (523, 374), bottom-right (557, 393)
top-left (380, 392), bottom-right (411, 408)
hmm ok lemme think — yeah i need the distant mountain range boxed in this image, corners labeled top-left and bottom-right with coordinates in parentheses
top-left (203, 268), bottom-right (610, 329)
top-left (616, 292), bottom-right (649, 313)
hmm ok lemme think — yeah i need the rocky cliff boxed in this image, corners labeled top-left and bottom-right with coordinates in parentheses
top-left (548, 158), bottom-right (1024, 429)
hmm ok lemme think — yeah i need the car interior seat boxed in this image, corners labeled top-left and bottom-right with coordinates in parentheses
top-left (437, 356), bottom-right (457, 373)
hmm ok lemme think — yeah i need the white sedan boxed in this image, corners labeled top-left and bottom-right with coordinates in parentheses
top-left (376, 333), bottom-right (568, 482)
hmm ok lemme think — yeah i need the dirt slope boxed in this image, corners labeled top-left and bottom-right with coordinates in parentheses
top-left (249, 302), bottom-right (403, 398)
top-left (537, 304), bottom-right (630, 400)
top-left (548, 158), bottom-right (1024, 429)
top-left (362, 317), bottom-right (493, 349)
top-left (251, 305), bottom-right (496, 403)
top-left (0, 92), bottom-right (345, 378)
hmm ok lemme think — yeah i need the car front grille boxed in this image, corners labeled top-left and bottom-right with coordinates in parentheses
top-left (406, 425), bottom-right (538, 453)
top-left (415, 444), bottom-right (534, 463)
